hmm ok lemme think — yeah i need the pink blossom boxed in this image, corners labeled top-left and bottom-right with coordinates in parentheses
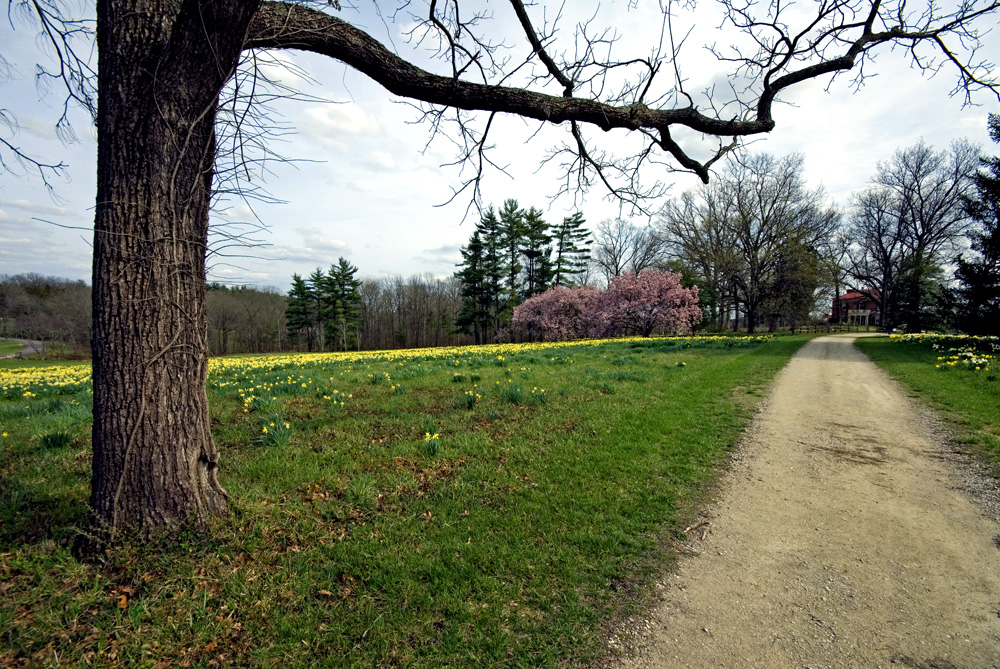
top-left (512, 271), bottom-right (701, 341)
top-left (512, 285), bottom-right (603, 341)
top-left (601, 271), bottom-right (702, 337)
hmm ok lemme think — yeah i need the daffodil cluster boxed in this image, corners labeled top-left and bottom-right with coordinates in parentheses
top-left (323, 389), bottom-right (351, 414)
top-left (463, 388), bottom-right (482, 409)
top-left (1, 334), bottom-right (770, 399)
top-left (0, 363), bottom-right (92, 400)
top-left (424, 431), bottom-right (441, 456)
top-left (891, 333), bottom-right (998, 373)
top-left (367, 372), bottom-right (391, 385)
top-left (257, 419), bottom-right (293, 447)
top-left (934, 348), bottom-right (993, 372)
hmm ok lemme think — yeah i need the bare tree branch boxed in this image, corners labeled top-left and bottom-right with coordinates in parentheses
top-left (7, 0), bottom-right (998, 215)
top-left (247, 0), bottom-right (997, 200)
top-left (508, 0), bottom-right (574, 95)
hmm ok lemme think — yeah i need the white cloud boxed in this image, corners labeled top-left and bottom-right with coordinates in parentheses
top-left (220, 226), bottom-right (355, 269)
top-left (367, 151), bottom-right (398, 170)
top-left (255, 51), bottom-right (314, 89)
top-left (0, 229), bottom-right (90, 281)
top-left (10, 115), bottom-right (60, 141)
top-left (295, 226), bottom-right (350, 247)
top-left (413, 244), bottom-right (462, 267)
top-left (396, 21), bottom-right (439, 49)
top-left (0, 199), bottom-right (75, 216)
top-left (5, 112), bottom-right (97, 147)
top-left (213, 203), bottom-right (262, 221)
top-left (207, 264), bottom-right (278, 283)
top-left (298, 103), bottom-right (381, 151)
top-left (956, 113), bottom-right (991, 133)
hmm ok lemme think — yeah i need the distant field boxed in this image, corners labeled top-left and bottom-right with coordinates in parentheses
top-left (855, 334), bottom-right (1000, 466)
top-left (0, 339), bottom-right (23, 356)
top-left (1, 334), bottom-right (811, 668)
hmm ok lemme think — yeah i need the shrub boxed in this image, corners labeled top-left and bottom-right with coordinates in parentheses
top-left (512, 270), bottom-right (701, 341)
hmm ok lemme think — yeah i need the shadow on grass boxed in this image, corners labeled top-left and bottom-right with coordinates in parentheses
top-left (0, 481), bottom-right (88, 549)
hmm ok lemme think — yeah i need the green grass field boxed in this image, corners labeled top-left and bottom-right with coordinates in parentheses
top-left (0, 339), bottom-right (24, 357)
top-left (1, 335), bottom-right (810, 667)
top-left (855, 334), bottom-right (1000, 467)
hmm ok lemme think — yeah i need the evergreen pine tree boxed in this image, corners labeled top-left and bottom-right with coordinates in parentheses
top-left (498, 199), bottom-right (525, 317)
top-left (454, 230), bottom-right (490, 344)
top-left (476, 205), bottom-right (506, 335)
top-left (521, 206), bottom-right (554, 299)
top-left (285, 273), bottom-right (316, 350)
top-left (324, 258), bottom-right (363, 351)
top-left (761, 240), bottom-right (822, 331)
top-left (955, 113), bottom-right (1000, 335)
top-left (552, 212), bottom-right (592, 287)
top-left (307, 268), bottom-right (327, 351)
top-left (894, 251), bottom-right (950, 332)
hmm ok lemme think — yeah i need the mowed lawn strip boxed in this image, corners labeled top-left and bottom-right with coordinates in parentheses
top-left (1, 335), bottom-right (810, 668)
top-left (0, 340), bottom-right (24, 357)
top-left (855, 335), bottom-right (1000, 467)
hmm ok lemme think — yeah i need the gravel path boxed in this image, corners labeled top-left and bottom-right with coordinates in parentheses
top-left (610, 334), bottom-right (1000, 669)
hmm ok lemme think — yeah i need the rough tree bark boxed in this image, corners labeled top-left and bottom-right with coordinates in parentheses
top-left (88, 0), bottom-right (260, 540)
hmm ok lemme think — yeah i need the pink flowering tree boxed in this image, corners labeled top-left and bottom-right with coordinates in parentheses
top-left (511, 286), bottom-right (603, 341)
top-left (601, 271), bottom-right (702, 337)
top-left (512, 271), bottom-right (701, 341)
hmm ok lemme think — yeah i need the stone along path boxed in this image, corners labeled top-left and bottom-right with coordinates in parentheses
top-left (614, 334), bottom-right (1000, 669)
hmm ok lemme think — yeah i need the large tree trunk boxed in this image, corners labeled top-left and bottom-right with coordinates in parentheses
top-left (87, 0), bottom-right (258, 542)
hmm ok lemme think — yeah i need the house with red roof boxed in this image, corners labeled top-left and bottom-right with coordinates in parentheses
top-left (831, 289), bottom-right (880, 326)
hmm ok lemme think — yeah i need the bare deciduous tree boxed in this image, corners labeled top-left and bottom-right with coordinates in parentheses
top-left (659, 188), bottom-right (741, 328)
top-left (4, 0), bottom-right (998, 543)
top-left (845, 140), bottom-right (979, 328)
top-left (661, 153), bottom-right (840, 332)
top-left (725, 154), bottom-right (840, 332)
top-left (358, 275), bottom-right (467, 351)
top-left (877, 140), bottom-right (980, 259)
top-left (592, 218), bottom-right (666, 282)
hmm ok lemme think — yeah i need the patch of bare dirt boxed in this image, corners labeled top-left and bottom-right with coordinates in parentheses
top-left (608, 334), bottom-right (1000, 669)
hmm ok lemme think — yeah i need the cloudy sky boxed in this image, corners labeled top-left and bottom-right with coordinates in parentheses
top-left (1, 1), bottom-right (997, 292)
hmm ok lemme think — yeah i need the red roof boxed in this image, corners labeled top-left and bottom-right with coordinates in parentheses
top-left (837, 289), bottom-right (880, 300)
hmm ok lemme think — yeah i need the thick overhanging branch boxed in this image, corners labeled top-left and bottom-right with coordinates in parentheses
top-left (245, 0), bottom-right (999, 196)
top-left (246, 3), bottom-right (773, 140)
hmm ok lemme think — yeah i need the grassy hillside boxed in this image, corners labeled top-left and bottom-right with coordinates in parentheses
top-left (1, 335), bottom-right (810, 667)
top-left (0, 339), bottom-right (24, 357)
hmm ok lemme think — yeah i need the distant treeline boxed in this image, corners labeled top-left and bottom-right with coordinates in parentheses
top-left (206, 283), bottom-right (287, 355)
top-left (217, 273), bottom-right (476, 353)
top-left (286, 264), bottom-right (472, 352)
top-left (358, 274), bottom-right (471, 350)
top-left (0, 274), bottom-right (91, 356)
top-left (1, 273), bottom-right (472, 358)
